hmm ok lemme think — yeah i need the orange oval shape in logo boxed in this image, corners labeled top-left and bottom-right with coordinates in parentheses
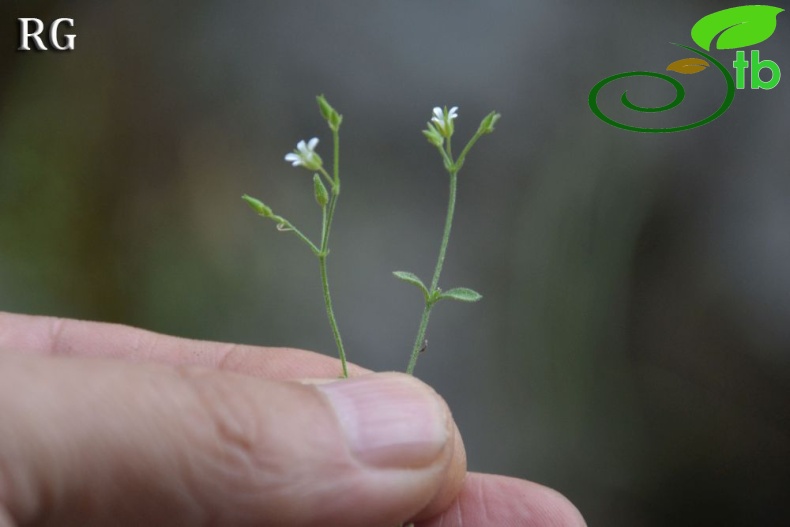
top-left (666, 57), bottom-right (710, 74)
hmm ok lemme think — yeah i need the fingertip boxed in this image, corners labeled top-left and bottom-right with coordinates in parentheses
top-left (489, 475), bottom-right (587, 527)
top-left (418, 473), bottom-right (586, 527)
top-left (196, 371), bottom-right (463, 526)
top-left (309, 372), bottom-right (467, 525)
top-left (534, 484), bottom-right (587, 527)
top-left (410, 418), bottom-right (467, 521)
top-left (316, 372), bottom-right (452, 470)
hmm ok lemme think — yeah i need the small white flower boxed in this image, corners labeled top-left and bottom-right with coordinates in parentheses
top-left (284, 137), bottom-right (322, 170)
top-left (430, 106), bottom-right (458, 137)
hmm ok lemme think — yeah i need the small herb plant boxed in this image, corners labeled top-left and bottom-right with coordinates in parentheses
top-left (243, 96), bottom-right (499, 377)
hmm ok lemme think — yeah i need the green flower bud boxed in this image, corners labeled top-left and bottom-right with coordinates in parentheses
top-left (317, 94), bottom-right (343, 132)
top-left (422, 123), bottom-right (444, 148)
top-left (477, 111), bottom-right (501, 135)
top-left (242, 194), bottom-right (273, 217)
top-left (313, 174), bottom-right (329, 207)
top-left (316, 94), bottom-right (334, 121)
top-left (329, 111), bottom-right (343, 131)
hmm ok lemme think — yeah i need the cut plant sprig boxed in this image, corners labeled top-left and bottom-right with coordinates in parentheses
top-left (243, 95), bottom-right (349, 378)
top-left (396, 106), bottom-right (500, 375)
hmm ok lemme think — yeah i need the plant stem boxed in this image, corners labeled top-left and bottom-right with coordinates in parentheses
top-left (406, 302), bottom-right (432, 375)
top-left (456, 130), bottom-right (484, 168)
top-left (317, 127), bottom-right (348, 378)
top-left (406, 169), bottom-right (458, 375)
top-left (429, 171), bottom-right (457, 292)
top-left (319, 250), bottom-right (348, 377)
top-left (274, 218), bottom-right (320, 255)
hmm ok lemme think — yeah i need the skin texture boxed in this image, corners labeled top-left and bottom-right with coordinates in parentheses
top-left (0, 312), bottom-right (586, 527)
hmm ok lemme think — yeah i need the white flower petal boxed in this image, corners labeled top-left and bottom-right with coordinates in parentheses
top-left (433, 107), bottom-right (444, 119)
top-left (285, 153), bottom-right (300, 162)
top-left (307, 137), bottom-right (319, 150)
top-left (301, 140), bottom-right (317, 156)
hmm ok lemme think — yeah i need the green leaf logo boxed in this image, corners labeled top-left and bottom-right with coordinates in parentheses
top-left (691, 5), bottom-right (784, 51)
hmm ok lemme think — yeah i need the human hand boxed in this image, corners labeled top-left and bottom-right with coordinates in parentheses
top-left (0, 312), bottom-right (585, 526)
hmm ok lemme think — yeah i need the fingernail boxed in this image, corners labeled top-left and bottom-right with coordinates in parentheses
top-left (317, 374), bottom-right (449, 469)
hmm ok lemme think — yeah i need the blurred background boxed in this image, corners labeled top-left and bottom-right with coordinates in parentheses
top-left (2, 1), bottom-right (789, 525)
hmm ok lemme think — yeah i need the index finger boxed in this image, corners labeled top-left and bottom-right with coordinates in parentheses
top-left (0, 311), bottom-right (467, 522)
top-left (0, 311), bottom-right (369, 379)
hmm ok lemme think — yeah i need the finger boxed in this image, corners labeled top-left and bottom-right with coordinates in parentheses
top-left (0, 311), bottom-right (368, 378)
top-left (415, 473), bottom-right (586, 527)
top-left (295, 380), bottom-right (468, 523)
top-left (0, 313), bottom-right (469, 518)
top-left (0, 354), bottom-right (463, 527)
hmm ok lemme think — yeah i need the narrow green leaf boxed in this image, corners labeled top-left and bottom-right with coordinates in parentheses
top-left (438, 287), bottom-right (482, 303)
top-left (691, 5), bottom-right (784, 51)
top-left (393, 271), bottom-right (429, 299)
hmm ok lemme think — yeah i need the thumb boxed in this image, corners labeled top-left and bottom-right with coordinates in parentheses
top-left (0, 353), bottom-right (462, 527)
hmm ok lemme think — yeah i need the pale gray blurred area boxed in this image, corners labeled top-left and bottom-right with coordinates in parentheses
top-left (2, 1), bottom-right (789, 525)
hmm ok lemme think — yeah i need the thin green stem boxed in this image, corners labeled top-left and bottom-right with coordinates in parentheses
top-left (456, 130), bottom-right (485, 169)
top-left (332, 128), bottom-right (340, 188)
top-left (406, 169), bottom-right (458, 374)
top-left (319, 252), bottom-right (348, 377)
top-left (318, 167), bottom-right (334, 187)
top-left (435, 144), bottom-right (453, 172)
top-left (429, 171), bottom-right (457, 291)
top-left (320, 202), bottom-right (328, 247)
top-left (406, 302), bottom-right (432, 375)
top-left (316, 126), bottom-right (348, 377)
top-left (323, 129), bottom-right (341, 243)
top-left (274, 218), bottom-right (320, 255)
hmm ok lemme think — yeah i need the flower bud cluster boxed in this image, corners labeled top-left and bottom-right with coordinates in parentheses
top-left (423, 106), bottom-right (458, 147)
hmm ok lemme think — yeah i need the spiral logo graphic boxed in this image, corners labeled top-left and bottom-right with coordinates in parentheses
top-left (589, 44), bottom-right (735, 133)
top-left (589, 6), bottom-right (784, 134)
